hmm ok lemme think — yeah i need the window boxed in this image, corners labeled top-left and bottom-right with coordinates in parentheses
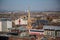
top-left (44, 31), bottom-right (48, 35)
top-left (57, 31), bottom-right (60, 37)
top-left (47, 31), bottom-right (50, 36)
top-left (45, 31), bottom-right (55, 38)
top-left (51, 31), bottom-right (55, 37)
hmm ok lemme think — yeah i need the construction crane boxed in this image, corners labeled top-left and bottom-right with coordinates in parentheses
top-left (26, 9), bottom-right (32, 30)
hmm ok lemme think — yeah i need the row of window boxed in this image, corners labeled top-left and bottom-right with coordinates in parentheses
top-left (45, 31), bottom-right (60, 37)
top-left (57, 32), bottom-right (60, 37)
top-left (44, 31), bottom-right (55, 37)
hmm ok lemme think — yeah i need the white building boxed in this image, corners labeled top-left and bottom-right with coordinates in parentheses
top-left (15, 17), bottom-right (27, 25)
top-left (0, 18), bottom-right (12, 32)
top-left (52, 19), bottom-right (60, 23)
top-left (43, 25), bottom-right (60, 38)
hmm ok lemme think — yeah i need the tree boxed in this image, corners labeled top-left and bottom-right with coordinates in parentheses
top-left (47, 16), bottom-right (52, 22)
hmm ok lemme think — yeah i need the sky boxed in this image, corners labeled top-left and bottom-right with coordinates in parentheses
top-left (0, 0), bottom-right (60, 11)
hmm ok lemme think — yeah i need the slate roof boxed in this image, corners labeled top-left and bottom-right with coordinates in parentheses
top-left (43, 25), bottom-right (60, 30)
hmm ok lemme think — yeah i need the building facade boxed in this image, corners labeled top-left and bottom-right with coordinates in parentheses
top-left (15, 17), bottom-right (27, 25)
top-left (0, 18), bottom-right (12, 32)
top-left (43, 25), bottom-right (60, 40)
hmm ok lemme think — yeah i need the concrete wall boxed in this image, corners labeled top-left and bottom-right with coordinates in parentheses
top-left (2, 21), bottom-right (7, 32)
top-left (7, 21), bottom-right (12, 28)
top-left (0, 21), bottom-right (12, 32)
